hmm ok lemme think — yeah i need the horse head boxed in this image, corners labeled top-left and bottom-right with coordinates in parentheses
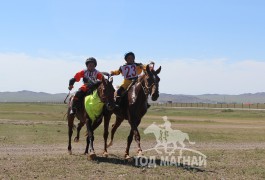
top-left (97, 76), bottom-right (115, 111)
top-left (145, 64), bottom-right (161, 101)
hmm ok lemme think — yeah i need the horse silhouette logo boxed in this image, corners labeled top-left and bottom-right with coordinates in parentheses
top-left (144, 116), bottom-right (195, 156)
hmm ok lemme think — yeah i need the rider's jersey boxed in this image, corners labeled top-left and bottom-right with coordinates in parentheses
top-left (74, 69), bottom-right (103, 84)
top-left (111, 63), bottom-right (146, 80)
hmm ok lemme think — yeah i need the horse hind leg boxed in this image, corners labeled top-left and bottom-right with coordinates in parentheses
top-left (68, 127), bottom-right (73, 155)
top-left (103, 114), bottom-right (111, 157)
top-left (74, 121), bottom-right (85, 142)
top-left (133, 128), bottom-right (143, 157)
top-left (107, 117), bottom-right (123, 148)
top-left (124, 129), bottom-right (134, 159)
top-left (67, 113), bottom-right (75, 155)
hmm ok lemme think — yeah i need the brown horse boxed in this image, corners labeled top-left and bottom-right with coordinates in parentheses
top-left (67, 76), bottom-right (115, 155)
top-left (84, 77), bottom-right (116, 159)
top-left (107, 64), bottom-right (161, 159)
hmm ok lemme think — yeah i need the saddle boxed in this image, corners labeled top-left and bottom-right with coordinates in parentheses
top-left (115, 79), bottom-right (137, 107)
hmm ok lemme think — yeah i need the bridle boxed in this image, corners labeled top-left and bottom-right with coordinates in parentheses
top-left (98, 80), bottom-right (115, 109)
top-left (140, 75), bottom-right (156, 96)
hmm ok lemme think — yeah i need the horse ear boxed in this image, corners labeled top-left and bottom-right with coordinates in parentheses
top-left (155, 66), bottom-right (161, 75)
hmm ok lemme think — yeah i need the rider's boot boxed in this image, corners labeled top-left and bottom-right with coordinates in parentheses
top-left (114, 87), bottom-right (124, 109)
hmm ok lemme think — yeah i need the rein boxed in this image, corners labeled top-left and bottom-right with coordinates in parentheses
top-left (139, 75), bottom-right (155, 96)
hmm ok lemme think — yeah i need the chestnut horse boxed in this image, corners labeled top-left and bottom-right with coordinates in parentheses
top-left (107, 64), bottom-right (161, 159)
top-left (67, 76), bottom-right (115, 155)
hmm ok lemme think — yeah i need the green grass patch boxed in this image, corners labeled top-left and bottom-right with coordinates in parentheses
top-left (148, 107), bottom-right (265, 120)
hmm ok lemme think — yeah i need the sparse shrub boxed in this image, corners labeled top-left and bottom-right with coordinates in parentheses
top-left (222, 109), bottom-right (234, 112)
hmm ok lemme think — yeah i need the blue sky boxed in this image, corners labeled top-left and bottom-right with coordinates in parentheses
top-left (1, 0), bottom-right (265, 94)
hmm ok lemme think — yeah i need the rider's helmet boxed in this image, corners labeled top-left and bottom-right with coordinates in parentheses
top-left (85, 57), bottom-right (97, 67)
top-left (124, 52), bottom-right (135, 61)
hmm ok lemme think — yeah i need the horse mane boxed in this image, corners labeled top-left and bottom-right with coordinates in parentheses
top-left (137, 74), bottom-right (147, 84)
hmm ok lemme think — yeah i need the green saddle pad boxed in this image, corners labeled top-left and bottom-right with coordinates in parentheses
top-left (85, 90), bottom-right (104, 122)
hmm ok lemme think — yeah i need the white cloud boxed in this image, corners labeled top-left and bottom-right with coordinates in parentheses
top-left (0, 52), bottom-right (124, 93)
top-left (159, 58), bottom-right (265, 95)
top-left (1, 52), bottom-right (265, 94)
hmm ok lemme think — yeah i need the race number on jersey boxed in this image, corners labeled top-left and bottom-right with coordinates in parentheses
top-left (121, 64), bottom-right (137, 79)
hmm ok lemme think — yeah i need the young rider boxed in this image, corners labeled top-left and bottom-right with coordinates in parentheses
top-left (110, 52), bottom-right (153, 107)
top-left (68, 57), bottom-right (103, 114)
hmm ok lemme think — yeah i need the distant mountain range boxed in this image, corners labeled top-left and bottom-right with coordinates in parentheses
top-left (0, 90), bottom-right (66, 103)
top-left (1, 90), bottom-right (265, 104)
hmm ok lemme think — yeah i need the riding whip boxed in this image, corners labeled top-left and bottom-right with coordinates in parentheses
top-left (64, 90), bottom-right (71, 104)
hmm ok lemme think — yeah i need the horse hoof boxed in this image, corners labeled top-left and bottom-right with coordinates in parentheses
top-left (102, 152), bottom-right (108, 158)
top-left (125, 155), bottom-right (133, 162)
top-left (88, 153), bottom-right (97, 160)
top-left (124, 154), bottom-right (131, 160)
top-left (74, 137), bottom-right (79, 142)
top-left (68, 150), bottom-right (72, 155)
top-left (137, 151), bottom-right (144, 157)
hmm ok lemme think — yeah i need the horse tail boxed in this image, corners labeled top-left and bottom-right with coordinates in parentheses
top-left (63, 95), bottom-right (73, 121)
top-left (66, 95), bottom-right (76, 132)
top-left (185, 133), bottom-right (195, 145)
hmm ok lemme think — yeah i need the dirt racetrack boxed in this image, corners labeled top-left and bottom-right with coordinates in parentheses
top-left (1, 106), bottom-right (265, 179)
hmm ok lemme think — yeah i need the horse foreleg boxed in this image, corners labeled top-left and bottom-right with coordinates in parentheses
top-left (85, 133), bottom-right (89, 155)
top-left (134, 118), bottom-right (143, 156)
top-left (103, 113), bottom-right (111, 157)
top-left (86, 118), bottom-right (97, 160)
top-left (84, 119), bottom-right (91, 155)
top-left (107, 116), bottom-right (123, 148)
top-left (125, 129), bottom-right (134, 159)
top-left (133, 128), bottom-right (143, 156)
top-left (88, 135), bottom-right (96, 160)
